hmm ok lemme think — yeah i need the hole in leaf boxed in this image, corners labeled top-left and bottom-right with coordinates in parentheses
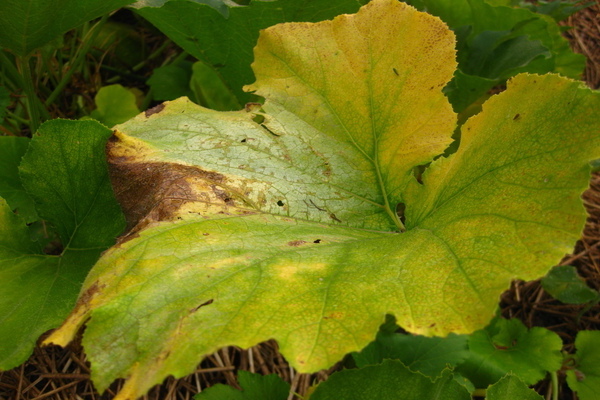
top-left (314, 239), bottom-right (322, 244)
top-left (413, 165), bottom-right (425, 184)
top-left (396, 203), bottom-right (406, 225)
top-left (189, 299), bottom-right (214, 313)
top-left (241, 138), bottom-right (247, 143)
top-left (252, 114), bottom-right (265, 124)
top-left (277, 200), bottom-right (284, 206)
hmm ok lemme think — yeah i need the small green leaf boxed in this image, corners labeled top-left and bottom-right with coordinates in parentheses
top-left (353, 330), bottom-right (469, 378)
top-left (485, 374), bottom-right (543, 400)
top-left (457, 318), bottom-right (562, 387)
top-left (566, 331), bottom-right (600, 400)
top-left (541, 265), bottom-right (599, 304)
top-left (195, 370), bottom-right (290, 400)
top-left (0, 119), bottom-right (125, 370)
top-left (190, 61), bottom-right (241, 111)
top-left (0, 136), bottom-right (37, 223)
top-left (89, 85), bottom-right (141, 128)
top-left (0, 0), bottom-right (134, 56)
top-left (310, 360), bottom-right (470, 400)
top-left (148, 62), bottom-right (195, 101)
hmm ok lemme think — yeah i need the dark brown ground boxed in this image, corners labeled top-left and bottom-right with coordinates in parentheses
top-left (1, 2), bottom-right (600, 399)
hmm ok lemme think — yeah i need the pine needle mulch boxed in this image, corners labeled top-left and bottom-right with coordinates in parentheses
top-left (2, 3), bottom-right (600, 399)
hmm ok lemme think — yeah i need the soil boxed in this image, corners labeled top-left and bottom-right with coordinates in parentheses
top-left (1, 2), bottom-right (600, 399)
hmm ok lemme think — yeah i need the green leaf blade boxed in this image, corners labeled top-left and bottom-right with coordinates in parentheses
top-left (0, 120), bottom-right (126, 370)
top-left (485, 374), bottom-right (544, 400)
top-left (457, 318), bottom-right (563, 387)
top-left (566, 331), bottom-right (600, 400)
top-left (19, 119), bottom-right (126, 248)
top-left (541, 265), bottom-right (599, 304)
top-left (0, 0), bottom-right (134, 56)
top-left (0, 136), bottom-right (37, 222)
top-left (310, 360), bottom-right (470, 400)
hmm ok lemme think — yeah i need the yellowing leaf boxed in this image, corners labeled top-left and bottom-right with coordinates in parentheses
top-left (44, 1), bottom-right (600, 398)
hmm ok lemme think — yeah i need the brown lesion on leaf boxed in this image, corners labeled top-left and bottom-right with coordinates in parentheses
top-left (287, 240), bottom-right (307, 247)
top-left (106, 133), bottom-right (258, 240)
top-left (145, 103), bottom-right (165, 117)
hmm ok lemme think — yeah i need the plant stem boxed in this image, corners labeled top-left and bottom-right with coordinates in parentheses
top-left (472, 388), bottom-right (486, 397)
top-left (0, 51), bottom-right (24, 89)
top-left (550, 371), bottom-right (559, 400)
top-left (17, 55), bottom-right (42, 133)
top-left (132, 40), bottom-right (173, 72)
top-left (45, 14), bottom-right (110, 107)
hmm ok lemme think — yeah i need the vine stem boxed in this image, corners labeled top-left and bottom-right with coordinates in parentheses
top-left (16, 55), bottom-right (42, 134)
top-left (550, 371), bottom-right (559, 400)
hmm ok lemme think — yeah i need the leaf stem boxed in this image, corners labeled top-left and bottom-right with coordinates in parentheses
top-left (17, 55), bottom-right (42, 133)
top-left (472, 388), bottom-right (486, 397)
top-left (550, 371), bottom-right (559, 400)
top-left (374, 155), bottom-right (405, 232)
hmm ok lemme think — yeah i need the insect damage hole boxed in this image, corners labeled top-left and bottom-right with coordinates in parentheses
top-left (189, 299), bottom-right (214, 313)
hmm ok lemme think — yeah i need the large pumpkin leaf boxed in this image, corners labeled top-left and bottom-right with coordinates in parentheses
top-left (133, 0), bottom-right (362, 105)
top-left (45, 1), bottom-right (600, 398)
top-left (0, 120), bottom-right (125, 370)
top-left (0, 0), bottom-right (134, 56)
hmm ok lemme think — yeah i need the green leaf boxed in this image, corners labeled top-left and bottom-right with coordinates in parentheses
top-left (195, 370), bottom-right (290, 400)
top-left (134, 0), bottom-right (361, 104)
top-left (148, 62), bottom-right (195, 102)
top-left (45, 1), bottom-right (600, 398)
top-left (566, 331), bottom-right (600, 400)
top-left (485, 374), bottom-right (543, 400)
top-left (0, 0), bottom-right (134, 56)
top-left (310, 360), bottom-right (470, 400)
top-left (409, 0), bottom-right (586, 112)
top-left (0, 120), bottom-right (125, 370)
top-left (0, 136), bottom-right (37, 223)
top-left (89, 84), bottom-right (141, 128)
top-left (353, 329), bottom-right (469, 378)
top-left (541, 265), bottom-right (599, 304)
top-left (456, 318), bottom-right (563, 387)
top-left (190, 61), bottom-right (241, 111)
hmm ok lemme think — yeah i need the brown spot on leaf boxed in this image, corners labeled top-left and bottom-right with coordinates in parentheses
top-left (145, 103), bottom-right (165, 117)
top-left (287, 240), bottom-right (307, 247)
top-left (244, 102), bottom-right (262, 112)
top-left (323, 312), bottom-right (343, 320)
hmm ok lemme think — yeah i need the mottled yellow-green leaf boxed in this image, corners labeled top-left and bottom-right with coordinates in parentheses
top-left (246, 0), bottom-right (457, 214)
top-left (44, 1), bottom-right (600, 399)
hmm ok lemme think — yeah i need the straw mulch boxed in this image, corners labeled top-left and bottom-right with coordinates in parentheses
top-left (2, 2), bottom-right (600, 399)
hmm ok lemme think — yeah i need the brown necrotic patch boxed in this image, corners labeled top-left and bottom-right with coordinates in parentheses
top-left (106, 135), bottom-right (245, 234)
top-left (145, 103), bottom-right (165, 117)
